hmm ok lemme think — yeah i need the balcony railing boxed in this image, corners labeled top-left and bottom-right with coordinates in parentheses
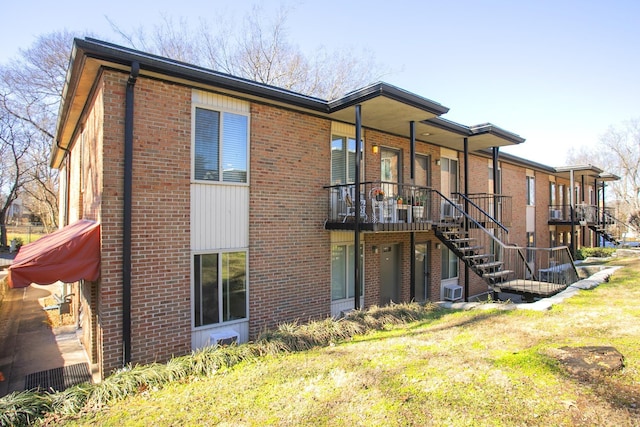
top-left (324, 181), bottom-right (435, 231)
top-left (324, 182), bottom-right (512, 233)
top-left (548, 204), bottom-right (617, 224)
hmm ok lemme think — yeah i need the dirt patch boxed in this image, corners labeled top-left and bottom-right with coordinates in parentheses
top-left (547, 346), bottom-right (624, 380)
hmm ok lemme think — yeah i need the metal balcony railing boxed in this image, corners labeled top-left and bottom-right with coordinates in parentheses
top-left (324, 181), bottom-right (435, 231)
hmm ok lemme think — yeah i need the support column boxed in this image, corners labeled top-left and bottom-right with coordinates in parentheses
top-left (463, 137), bottom-right (469, 302)
top-left (354, 105), bottom-right (362, 310)
top-left (569, 169), bottom-right (576, 258)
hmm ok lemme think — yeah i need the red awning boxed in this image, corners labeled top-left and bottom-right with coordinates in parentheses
top-left (7, 220), bottom-right (100, 289)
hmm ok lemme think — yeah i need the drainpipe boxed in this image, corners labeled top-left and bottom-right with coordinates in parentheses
top-left (123, 61), bottom-right (139, 366)
top-left (354, 104), bottom-right (362, 311)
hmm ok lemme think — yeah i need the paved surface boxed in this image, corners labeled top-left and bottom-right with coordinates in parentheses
top-left (0, 268), bottom-right (95, 397)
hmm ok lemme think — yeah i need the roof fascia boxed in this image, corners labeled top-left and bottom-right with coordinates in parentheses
top-left (470, 123), bottom-right (526, 145)
top-left (328, 82), bottom-right (450, 116)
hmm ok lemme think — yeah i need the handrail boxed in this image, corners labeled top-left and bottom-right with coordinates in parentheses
top-left (454, 192), bottom-right (509, 235)
top-left (434, 189), bottom-right (578, 288)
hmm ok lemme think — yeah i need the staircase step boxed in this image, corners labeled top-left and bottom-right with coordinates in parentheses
top-left (483, 270), bottom-right (513, 280)
top-left (464, 254), bottom-right (492, 261)
top-left (458, 245), bottom-right (484, 253)
top-left (474, 261), bottom-right (504, 270)
top-left (449, 238), bottom-right (475, 245)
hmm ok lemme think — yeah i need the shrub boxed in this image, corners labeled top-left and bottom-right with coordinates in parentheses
top-left (576, 247), bottom-right (616, 260)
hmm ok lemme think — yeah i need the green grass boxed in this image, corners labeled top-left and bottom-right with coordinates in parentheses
top-left (5, 258), bottom-right (640, 427)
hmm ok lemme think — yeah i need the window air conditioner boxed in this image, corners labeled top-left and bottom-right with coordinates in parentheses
top-left (209, 329), bottom-right (239, 347)
top-left (444, 284), bottom-right (463, 301)
top-left (550, 210), bottom-right (562, 220)
top-left (441, 202), bottom-right (454, 218)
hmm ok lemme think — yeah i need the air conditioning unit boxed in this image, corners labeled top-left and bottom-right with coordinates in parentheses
top-left (550, 210), bottom-right (562, 220)
top-left (442, 202), bottom-right (461, 219)
top-left (443, 284), bottom-right (463, 301)
top-left (209, 329), bottom-right (239, 347)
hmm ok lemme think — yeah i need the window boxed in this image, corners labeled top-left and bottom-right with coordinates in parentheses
top-left (441, 247), bottom-right (458, 279)
top-left (526, 175), bottom-right (535, 205)
top-left (549, 182), bottom-right (556, 205)
top-left (381, 148), bottom-right (401, 183)
top-left (331, 135), bottom-right (363, 185)
top-left (194, 252), bottom-right (247, 327)
top-left (331, 244), bottom-right (364, 300)
top-left (194, 107), bottom-right (248, 183)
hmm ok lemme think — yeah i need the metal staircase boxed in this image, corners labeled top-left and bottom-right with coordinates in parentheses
top-left (433, 191), bottom-right (578, 300)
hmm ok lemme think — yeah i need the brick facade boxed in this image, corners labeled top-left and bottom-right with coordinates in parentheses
top-left (55, 40), bottom-right (612, 380)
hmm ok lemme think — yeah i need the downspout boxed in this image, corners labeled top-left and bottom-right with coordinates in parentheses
top-left (123, 61), bottom-right (139, 366)
top-left (409, 121), bottom-right (416, 301)
top-left (463, 137), bottom-right (469, 301)
top-left (354, 105), bottom-right (362, 311)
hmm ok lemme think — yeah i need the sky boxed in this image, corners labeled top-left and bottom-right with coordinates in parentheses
top-left (2, 0), bottom-right (639, 167)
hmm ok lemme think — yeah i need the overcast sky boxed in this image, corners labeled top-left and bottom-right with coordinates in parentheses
top-left (2, 0), bottom-right (638, 166)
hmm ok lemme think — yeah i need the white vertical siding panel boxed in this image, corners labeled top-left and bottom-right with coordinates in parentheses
top-left (191, 184), bottom-right (249, 251)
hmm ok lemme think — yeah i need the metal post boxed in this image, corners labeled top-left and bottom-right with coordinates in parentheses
top-left (569, 169), bottom-right (575, 258)
top-left (463, 137), bottom-right (469, 302)
top-left (354, 105), bottom-right (362, 311)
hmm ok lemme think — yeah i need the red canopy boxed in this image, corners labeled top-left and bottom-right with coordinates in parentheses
top-left (7, 220), bottom-right (100, 289)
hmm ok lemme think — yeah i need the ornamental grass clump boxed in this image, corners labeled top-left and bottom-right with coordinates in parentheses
top-left (0, 390), bottom-right (52, 427)
top-left (0, 302), bottom-right (440, 426)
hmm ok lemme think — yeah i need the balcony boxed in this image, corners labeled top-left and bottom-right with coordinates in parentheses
top-left (324, 183), bottom-right (511, 233)
top-left (324, 182), bottom-right (434, 232)
top-left (548, 205), bottom-right (616, 225)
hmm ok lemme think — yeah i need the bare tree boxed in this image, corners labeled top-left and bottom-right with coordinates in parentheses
top-left (0, 111), bottom-right (33, 247)
top-left (0, 30), bottom-right (74, 233)
top-left (567, 118), bottom-right (640, 227)
top-left (109, 5), bottom-right (386, 100)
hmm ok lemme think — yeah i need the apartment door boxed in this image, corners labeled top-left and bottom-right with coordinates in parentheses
top-left (414, 243), bottom-right (430, 302)
top-left (380, 244), bottom-right (399, 305)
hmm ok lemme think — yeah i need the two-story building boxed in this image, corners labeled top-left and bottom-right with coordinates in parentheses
top-left (6, 38), bottom-right (619, 379)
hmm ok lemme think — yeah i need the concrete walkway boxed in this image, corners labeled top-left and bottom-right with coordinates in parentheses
top-left (0, 269), bottom-right (94, 397)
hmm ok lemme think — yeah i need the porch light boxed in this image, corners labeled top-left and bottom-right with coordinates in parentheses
top-left (435, 158), bottom-right (441, 166)
top-left (372, 144), bottom-right (379, 154)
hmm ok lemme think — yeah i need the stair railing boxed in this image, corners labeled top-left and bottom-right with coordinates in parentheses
top-left (434, 190), bottom-right (578, 293)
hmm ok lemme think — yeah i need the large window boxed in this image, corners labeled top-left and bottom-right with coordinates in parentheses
top-left (441, 247), bottom-right (458, 279)
top-left (194, 252), bottom-right (247, 327)
top-left (194, 107), bottom-right (248, 183)
top-left (526, 175), bottom-right (535, 205)
top-left (331, 244), bottom-right (364, 300)
top-left (381, 148), bottom-right (401, 183)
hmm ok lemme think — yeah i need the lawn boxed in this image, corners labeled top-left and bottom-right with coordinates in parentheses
top-left (62, 258), bottom-right (640, 426)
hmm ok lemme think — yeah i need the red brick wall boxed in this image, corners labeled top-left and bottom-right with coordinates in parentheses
top-left (97, 71), bottom-right (192, 373)
top-left (248, 103), bottom-right (332, 337)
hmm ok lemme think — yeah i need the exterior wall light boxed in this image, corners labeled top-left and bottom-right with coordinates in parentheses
top-left (372, 144), bottom-right (379, 154)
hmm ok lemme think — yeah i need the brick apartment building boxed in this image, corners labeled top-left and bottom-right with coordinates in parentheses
top-left (9, 38), bottom-right (619, 379)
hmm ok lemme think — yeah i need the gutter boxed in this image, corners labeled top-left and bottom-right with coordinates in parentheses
top-left (123, 61), bottom-right (139, 366)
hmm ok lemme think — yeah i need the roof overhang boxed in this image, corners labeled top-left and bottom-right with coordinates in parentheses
top-left (554, 165), bottom-right (604, 181)
top-left (52, 37), bottom-right (526, 167)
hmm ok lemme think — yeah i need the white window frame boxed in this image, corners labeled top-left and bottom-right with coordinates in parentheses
top-left (192, 104), bottom-right (250, 185)
top-left (331, 243), bottom-right (364, 301)
top-left (192, 249), bottom-right (249, 328)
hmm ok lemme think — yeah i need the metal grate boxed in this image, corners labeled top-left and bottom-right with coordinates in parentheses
top-left (24, 363), bottom-right (92, 392)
